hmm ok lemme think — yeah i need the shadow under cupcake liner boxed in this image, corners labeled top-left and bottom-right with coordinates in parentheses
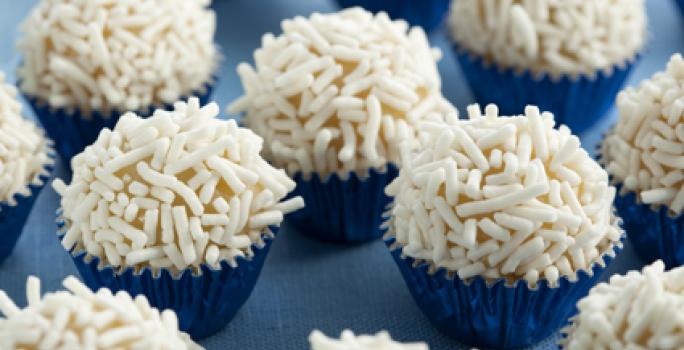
top-left (335, 0), bottom-right (450, 32)
top-left (383, 235), bottom-right (621, 349)
top-left (454, 46), bottom-right (639, 134)
top-left (285, 165), bottom-right (398, 243)
top-left (613, 183), bottom-right (684, 269)
top-left (57, 217), bottom-right (277, 340)
top-left (0, 162), bottom-right (53, 265)
top-left (24, 81), bottom-right (215, 172)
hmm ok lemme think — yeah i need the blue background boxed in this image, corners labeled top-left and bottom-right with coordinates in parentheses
top-left (0, 0), bottom-right (682, 349)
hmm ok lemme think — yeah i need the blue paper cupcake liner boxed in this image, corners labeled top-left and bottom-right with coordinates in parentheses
top-left (454, 45), bottom-right (639, 134)
top-left (335, 0), bottom-right (450, 32)
top-left (285, 164), bottom-right (399, 243)
top-left (57, 215), bottom-right (277, 340)
top-left (0, 161), bottom-right (53, 265)
top-left (613, 183), bottom-right (684, 269)
top-left (24, 80), bottom-right (215, 171)
top-left (383, 234), bottom-right (621, 349)
top-left (675, 0), bottom-right (684, 16)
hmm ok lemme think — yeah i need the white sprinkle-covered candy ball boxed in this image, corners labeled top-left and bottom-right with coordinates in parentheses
top-left (0, 72), bottom-right (52, 204)
top-left (449, 0), bottom-right (646, 77)
top-left (17, 0), bottom-right (218, 115)
top-left (53, 98), bottom-right (304, 272)
top-left (603, 53), bottom-right (684, 216)
top-left (230, 7), bottom-right (454, 178)
top-left (0, 276), bottom-right (202, 349)
top-left (562, 260), bottom-right (684, 349)
top-left (385, 104), bottom-right (621, 286)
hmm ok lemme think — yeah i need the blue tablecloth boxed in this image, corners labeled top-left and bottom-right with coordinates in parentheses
top-left (0, 0), bottom-right (682, 349)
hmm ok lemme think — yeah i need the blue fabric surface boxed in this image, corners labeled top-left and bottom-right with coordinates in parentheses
top-left (0, 0), bottom-right (682, 349)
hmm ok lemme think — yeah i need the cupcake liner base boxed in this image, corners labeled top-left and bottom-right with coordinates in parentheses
top-left (335, 0), bottom-right (450, 32)
top-left (0, 164), bottom-right (53, 265)
top-left (384, 236), bottom-right (619, 349)
top-left (455, 46), bottom-right (639, 134)
top-left (286, 165), bottom-right (398, 243)
top-left (25, 81), bottom-right (215, 172)
top-left (614, 184), bottom-right (684, 268)
top-left (58, 218), bottom-right (277, 340)
top-left (675, 0), bottom-right (684, 16)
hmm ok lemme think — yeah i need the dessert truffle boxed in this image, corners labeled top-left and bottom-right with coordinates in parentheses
top-left (230, 7), bottom-right (453, 178)
top-left (0, 72), bottom-right (51, 204)
top-left (0, 72), bottom-right (53, 264)
top-left (17, 0), bottom-right (219, 164)
top-left (383, 104), bottom-right (621, 347)
top-left (230, 7), bottom-right (452, 242)
top-left (54, 98), bottom-right (303, 272)
top-left (386, 104), bottom-right (620, 285)
top-left (52, 98), bottom-right (303, 338)
top-left (450, 0), bottom-right (645, 77)
top-left (562, 260), bottom-right (684, 350)
top-left (603, 53), bottom-right (684, 267)
top-left (0, 276), bottom-right (201, 349)
top-left (18, 0), bottom-right (217, 115)
top-left (448, 0), bottom-right (646, 133)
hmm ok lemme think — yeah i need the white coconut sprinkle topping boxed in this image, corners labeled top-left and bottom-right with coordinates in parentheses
top-left (603, 54), bottom-right (684, 216)
top-left (448, 0), bottom-right (646, 77)
top-left (17, 0), bottom-right (218, 116)
top-left (309, 330), bottom-right (428, 350)
top-left (229, 7), bottom-right (454, 179)
top-left (0, 72), bottom-right (52, 205)
top-left (562, 260), bottom-right (684, 350)
top-left (53, 98), bottom-right (304, 272)
top-left (0, 276), bottom-right (202, 350)
top-left (385, 104), bottom-right (621, 287)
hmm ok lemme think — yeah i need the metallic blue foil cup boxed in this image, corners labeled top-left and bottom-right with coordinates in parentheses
top-left (383, 234), bottom-right (621, 348)
top-left (57, 214), bottom-right (277, 340)
top-left (23, 80), bottom-right (215, 171)
top-left (335, 0), bottom-right (450, 32)
top-left (0, 161), bottom-right (53, 265)
top-left (454, 45), bottom-right (639, 134)
top-left (613, 183), bottom-right (684, 268)
top-left (675, 0), bottom-right (684, 16)
top-left (286, 165), bottom-right (398, 243)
